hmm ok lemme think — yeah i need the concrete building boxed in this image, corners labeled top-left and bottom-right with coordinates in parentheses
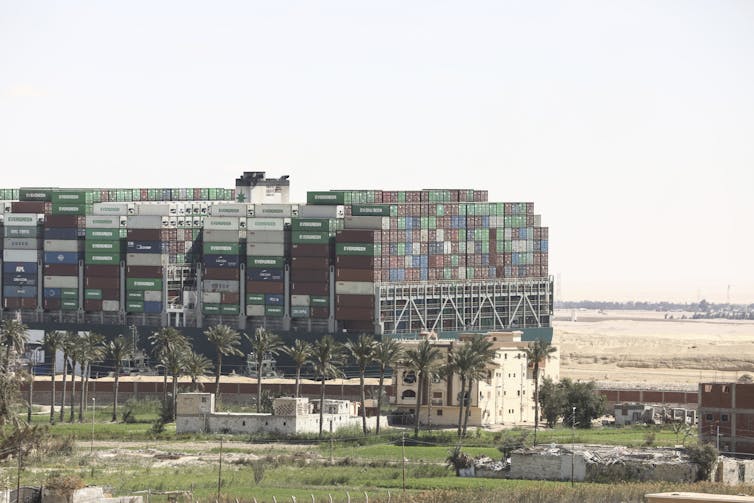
top-left (175, 392), bottom-right (386, 435)
top-left (392, 330), bottom-right (559, 427)
top-left (699, 382), bottom-right (754, 454)
top-left (613, 403), bottom-right (696, 426)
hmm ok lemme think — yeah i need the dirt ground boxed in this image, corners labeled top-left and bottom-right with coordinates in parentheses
top-left (553, 309), bottom-right (754, 389)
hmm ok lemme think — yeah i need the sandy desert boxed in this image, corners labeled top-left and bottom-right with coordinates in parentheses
top-left (554, 309), bottom-right (754, 389)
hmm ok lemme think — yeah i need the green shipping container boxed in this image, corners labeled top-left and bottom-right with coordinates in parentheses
top-left (291, 306), bottom-right (310, 318)
top-left (85, 289), bottom-right (102, 300)
top-left (265, 305), bottom-right (284, 317)
top-left (52, 191), bottom-right (94, 204)
top-left (86, 228), bottom-right (125, 240)
top-left (127, 278), bottom-right (163, 290)
top-left (51, 203), bottom-right (89, 215)
top-left (202, 304), bottom-right (221, 314)
top-left (336, 243), bottom-right (376, 256)
top-left (246, 294), bottom-right (265, 305)
top-left (292, 231), bottom-right (330, 244)
top-left (203, 242), bottom-right (240, 255)
top-left (307, 191), bottom-right (345, 205)
top-left (127, 291), bottom-right (144, 300)
top-left (19, 188), bottom-right (54, 201)
top-left (61, 289), bottom-right (78, 299)
top-left (310, 296), bottom-right (329, 306)
top-left (85, 253), bottom-right (120, 265)
top-left (351, 205), bottom-right (390, 216)
top-left (85, 240), bottom-right (121, 253)
top-left (247, 256), bottom-right (285, 268)
top-left (62, 299), bottom-right (78, 311)
top-left (126, 301), bottom-right (144, 313)
top-left (220, 304), bottom-right (239, 315)
top-left (291, 218), bottom-right (331, 231)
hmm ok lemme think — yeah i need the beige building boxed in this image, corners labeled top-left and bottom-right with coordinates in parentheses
top-left (392, 331), bottom-right (559, 427)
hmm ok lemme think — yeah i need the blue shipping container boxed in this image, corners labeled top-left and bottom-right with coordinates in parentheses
top-left (4, 274), bottom-right (37, 287)
top-left (144, 301), bottom-right (163, 314)
top-left (3, 261), bottom-right (38, 274)
top-left (248, 268), bottom-right (283, 282)
top-left (204, 254), bottom-right (240, 268)
top-left (43, 251), bottom-right (80, 264)
top-left (3, 286), bottom-right (37, 298)
top-left (44, 288), bottom-right (62, 298)
top-left (44, 228), bottom-right (79, 240)
top-left (126, 241), bottom-right (162, 254)
top-left (265, 294), bottom-right (284, 305)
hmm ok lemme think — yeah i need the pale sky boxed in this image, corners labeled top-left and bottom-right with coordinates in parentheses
top-left (1, 1), bottom-right (753, 304)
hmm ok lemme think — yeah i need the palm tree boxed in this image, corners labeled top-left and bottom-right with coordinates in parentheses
top-left (59, 331), bottom-right (76, 423)
top-left (461, 335), bottom-right (496, 437)
top-left (282, 339), bottom-right (313, 399)
top-left (149, 327), bottom-right (186, 407)
top-left (107, 336), bottom-right (129, 422)
top-left (163, 345), bottom-right (188, 420)
top-left (373, 337), bottom-right (403, 435)
top-left (43, 330), bottom-right (65, 424)
top-left (204, 324), bottom-right (243, 396)
top-left (184, 350), bottom-right (213, 391)
top-left (346, 334), bottom-right (376, 435)
top-left (444, 343), bottom-right (475, 438)
top-left (524, 339), bottom-right (557, 445)
top-left (78, 332), bottom-right (104, 422)
top-left (246, 328), bottom-right (284, 413)
top-left (67, 334), bottom-right (82, 423)
top-left (1, 319), bottom-right (29, 371)
top-left (312, 335), bottom-right (344, 438)
top-left (404, 339), bottom-right (442, 437)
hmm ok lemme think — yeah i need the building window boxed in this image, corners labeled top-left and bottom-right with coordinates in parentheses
top-left (722, 414), bottom-right (729, 422)
top-left (403, 371), bottom-right (416, 384)
top-left (704, 385), bottom-right (712, 393)
top-left (436, 409), bottom-right (443, 416)
top-left (242, 421), bottom-right (246, 426)
top-left (722, 385), bottom-right (730, 393)
top-left (401, 390), bottom-right (416, 400)
top-left (517, 390), bottom-right (520, 396)
top-left (433, 391), bottom-right (443, 398)
top-left (201, 397), bottom-right (207, 403)
top-left (706, 414), bottom-right (714, 421)
top-left (504, 354), bottom-right (507, 359)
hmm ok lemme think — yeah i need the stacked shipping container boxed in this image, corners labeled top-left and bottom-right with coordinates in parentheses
top-left (246, 207), bottom-right (290, 319)
top-left (202, 216), bottom-right (242, 316)
top-left (126, 215), bottom-right (165, 314)
top-left (84, 214), bottom-right (125, 312)
top-left (3, 213), bottom-right (41, 310)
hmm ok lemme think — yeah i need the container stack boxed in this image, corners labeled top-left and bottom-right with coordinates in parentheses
top-left (246, 209), bottom-right (289, 320)
top-left (201, 216), bottom-right (242, 317)
top-left (42, 214), bottom-right (83, 312)
top-left (3, 213), bottom-right (41, 310)
top-left (125, 215), bottom-right (165, 315)
top-left (84, 214), bottom-right (125, 313)
top-left (289, 216), bottom-right (337, 321)
top-left (334, 229), bottom-right (380, 330)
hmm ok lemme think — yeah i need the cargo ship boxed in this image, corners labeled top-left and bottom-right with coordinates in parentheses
top-left (0, 172), bottom-right (552, 342)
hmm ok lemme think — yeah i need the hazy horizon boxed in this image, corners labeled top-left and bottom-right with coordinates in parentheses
top-left (2, 1), bottom-right (752, 304)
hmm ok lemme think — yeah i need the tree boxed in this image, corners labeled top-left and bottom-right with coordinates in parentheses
top-left (687, 442), bottom-right (719, 481)
top-left (462, 335), bottom-right (496, 437)
top-left (59, 331), bottom-right (77, 423)
top-left (43, 331), bottom-right (65, 425)
top-left (205, 324), bottom-right (243, 396)
top-left (184, 351), bottom-right (213, 391)
top-left (282, 339), bottom-right (313, 399)
top-left (373, 337), bottom-right (403, 435)
top-left (559, 378), bottom-right (606, 428)
top-left (149, 327), bottom-right (185, 407)
top-left (312, 335), bottom-right (344, 438)
top-left (66, 334), bottom-right (82, 423)
top-left (1, 320), bottom-right (29, 372)
top-left (107, 336), bottom-right (129, 422)
top-left (538, 377), bottom-right (564, 428)
top-left (246, 328), bottom-right (284, 413)
top-left (404, 339), bottom-right (442, 437)
top-left (524, 339), bottom-right (557, 444)
top-left (163, 343), bottom-right (189, 421)
top-left (78, 332), bottom-right (104, 422)
top-left (444, 343), bottom-right (475, 438)
top-left (346, 334), bottom-right (376, 435)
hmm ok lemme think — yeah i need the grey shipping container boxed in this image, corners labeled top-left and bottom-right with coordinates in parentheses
top-left (344, 216), bottom-right (383, 230)
top-left (3, 249), bottom-right (40, 262)
top-left (126, 215), bottom-right (165, 229)
top-left (126, 253), bottom-right (164, 266)
top-left (202, 292), bottom-right (221, 303)
top-left (246, 230), bottom-right (285, 244)
top-left (335, 281), bottom-right (374, 295)
top-left (202, 280), bottom-right (240, 293)
top-left (246, 305), bottom-right (265, 316)
top-left (202, 229), bottom-right (241, 242)
top-left (102, 300), bottom-right (120, 312)
top-left (5, 238), bottom-right (43, 250)
top-left (246, 242), bottom-right (285, 256)
top-left (44, 240), bottom-right (84, 252)
top-left (44, 276), bottom-right (79, 288)
top-left (299, 205), bottom-right (344, 219)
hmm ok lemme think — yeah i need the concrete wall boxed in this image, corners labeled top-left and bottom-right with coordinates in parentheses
top-left (716, 458), bottom-right (754, 485)
top-left (509, 451), bottom-right (587, 481)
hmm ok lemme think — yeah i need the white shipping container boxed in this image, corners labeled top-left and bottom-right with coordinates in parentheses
top-left (202, 280), bottom-right (239, 293)
top-left (44, 240), bottom-right (83, 252)
top-left (92, 203), bottom-right (131, 216)
top-left (202, 292), bottom-right (221, 304)
top-left (436, 229), bottom-right (444, 241)
top-left (344, 216), bottom-right (382, 230)
top-left (102, 300), bottom-right (120, 312)
top-left (420, 229), bottom-right (429, 242)
top-left (504, 228), bottom-right (512, 240)
top-left (255, 203), bottom-right (298, 218)
top-left (203, 216), bottom-right (240, 230)
top-left (126, 253), bottom-right (164, 266)
top-left (246, 230), bottom-right (285, 244)
top-left (208, 203), bottom-right (251, 217)
top-left (127, 215), bottom-right (164, 229)
top-left (86, 216), bottom-right (122, 228)
top-left (444, 241), bottom-right (452, 254)
top-left (246, 242), bottom-right (285, 256)
top-left (404, 256), bottom-right (411, 268)
top-left (44, 276), bottom-right (78, 288)
top-left (336, 281), bottom-right (374, 295)
top-left (143, 290), bottom-right (162, 302)
top-left (202, 229), bottom-right (240, 242)
top-left (137, 204), bottom-right (173, 216)
top-left (412, 243), bottom-right (421, 255)
top-left (246, 217), bottom-right (286, 231)
top-left (5, 213), bottom-right (41, 226)
top-left (3, 249), bottom-right (40, 262)
top-left (299, 205), bottom-right (344, 219)
top-left (534, 215), bottom-right (541, 227)
top-left (246, 305), bottom-right (265, 316)
top-left (5, 238), bottom-right (42, 250)
top-left (291, 294), bottom-right (310, 307)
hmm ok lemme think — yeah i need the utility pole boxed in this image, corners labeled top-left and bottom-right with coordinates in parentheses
top-left (217, 437), bottom-right (223, 501)
top-left (91, 397), bottom-right (96, 455)
top-left (401, 432), bottom-right (406, 493)
top-left (571, 406), bottom-right (576, 487)
top-left (16, 437), bottom-right (21, 503)
top-left (27, 368), bottom-right (34, 423)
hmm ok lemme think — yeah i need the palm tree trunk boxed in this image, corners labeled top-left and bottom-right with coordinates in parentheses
top-left (163, 372), bottom-right (168, 407)
top-left (49, 357), bottom-right (57, 424)
top-left (215, 353), bottom-right (222, 396)
top-left (112, 365), bottom-right (120, 422)
top-left (59, 352), bottom-right (68, 423)
top-left (319, 377), bottom-right (326, 438)
top-left (414, 372), bottom-right (423, 438)
top-left (376, 369), bottom-right (384, 435)
top-left (256, 356), bottom-right (263, 413)
top-left (68, 358), bottom-right (76, 423)
top-left (172, 375), bottom-right (178, 421)
top-left (533, 365), bottom-right (540, 445)
top-left (360, 370), bottom-right (367, 435)
top-left (295, 367), bottom-right (301, 399)
top-left (456, 375), bottom-right (466, 438)
top-left (462, 378), bottom-right (473, 437)
top-left (427, 375), bottom-right (432, 431)
top-left (78, 364), bottom-right (86, 422)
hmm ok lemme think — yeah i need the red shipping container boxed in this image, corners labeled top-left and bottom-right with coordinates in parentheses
top-left (127, 266), bottom-right (163, 276)
top-left (85, 299), bottom-right (102, 312)
top-left (291, 282), bottom-right (329, 295)
top-left (335, 294), bottom-right (374, 308)
top-left (246, 281), bottom-right (284, 295)
top-left (85, 265), bottom-right (119, 277)
top-left (44, 264), bottom-right (78, 276)
top-left (291, 269), bottom-right (328, 282)
top-left (204, 268), bottom-right (240, 280)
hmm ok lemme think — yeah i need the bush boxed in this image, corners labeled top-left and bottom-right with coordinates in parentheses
top-left (446, 446), bottom-right (473, 476)
top-left (687, 443), bottom-right (719, 481)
